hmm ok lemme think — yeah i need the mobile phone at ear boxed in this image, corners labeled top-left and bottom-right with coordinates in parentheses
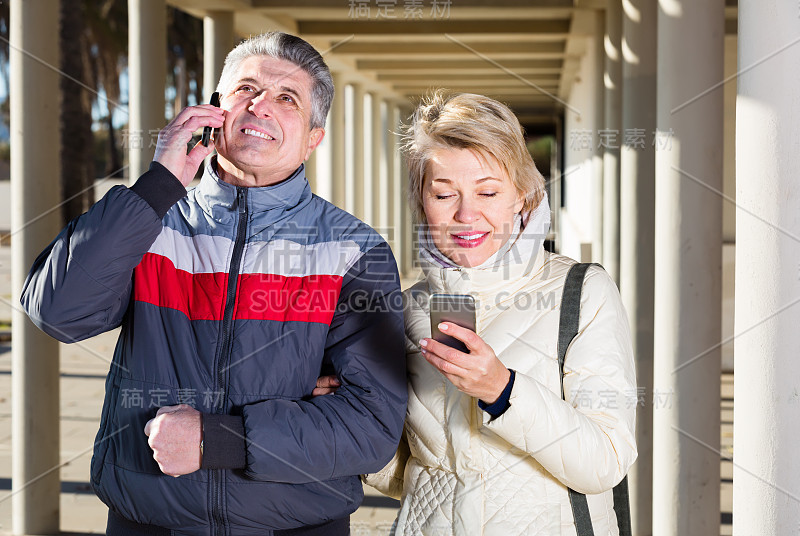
top-left (429, 294), bottom-right (477, 354)
top-left (201, 91), bottom-right (221, 147)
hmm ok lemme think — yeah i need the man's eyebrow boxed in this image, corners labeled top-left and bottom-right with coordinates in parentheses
top-left (233, 78), bottom-right (303, 102)
top-left (234, 77), bottom-right (260, 86)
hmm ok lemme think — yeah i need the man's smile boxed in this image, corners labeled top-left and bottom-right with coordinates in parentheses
top-left (241, 127), bottom-right (275, 141)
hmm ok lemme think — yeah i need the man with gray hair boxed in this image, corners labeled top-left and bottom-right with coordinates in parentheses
top-left (21, 32), bottom-right (406, 535)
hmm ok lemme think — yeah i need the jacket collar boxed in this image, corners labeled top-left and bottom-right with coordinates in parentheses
top-left (195, 158), bottom-right (311, 224)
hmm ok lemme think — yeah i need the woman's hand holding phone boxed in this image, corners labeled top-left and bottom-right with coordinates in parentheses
top-left (419, 323), bottom-right (511, 405)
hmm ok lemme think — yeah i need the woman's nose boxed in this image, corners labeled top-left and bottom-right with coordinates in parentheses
top-left (454, 200), bottom-right (481, 223)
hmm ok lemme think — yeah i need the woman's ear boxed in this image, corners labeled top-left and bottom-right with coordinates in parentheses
top-left (513, 190), bottom-right (525, 214)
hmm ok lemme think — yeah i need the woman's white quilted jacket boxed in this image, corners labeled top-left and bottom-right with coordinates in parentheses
top-left (364, 245), bottom-right (638, 535)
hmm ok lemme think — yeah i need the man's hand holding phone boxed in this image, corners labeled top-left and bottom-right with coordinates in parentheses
top-left (420, 323), bottom-right (510, 405)
top-left (154, 94), bottom-right (225, 187)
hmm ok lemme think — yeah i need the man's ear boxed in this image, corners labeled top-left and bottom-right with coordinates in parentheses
top-left (305, 128), bottom-right (325, 160)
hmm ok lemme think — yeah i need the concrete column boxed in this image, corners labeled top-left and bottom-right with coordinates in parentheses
top-left (593, 11), bottom-right (606, 264)
top-left (652, 1), bottom-right (724, 534)
top-left (330, 73), bottom-right (347, 209)
top-left (203, 11), bottom-right (234, 99)
top-left (602, 0), bottom-right (622, 284)
top-left (620, 0), bottom-right (657, 533)
top-left (385, 101), bottom-right (399, 259)
top-left (352, 84), bottom-right (366, 220)
top-left (370, 93), bottom-right (385, 230)
top-left (735, 2), bottom-right (800, 533)
top-left (10, 1), bottom-right (62, 533)
top-left (128, 0), bottom-right (166, 182)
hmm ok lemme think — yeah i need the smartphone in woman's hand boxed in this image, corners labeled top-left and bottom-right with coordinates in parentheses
top-left (429, 294), bottom-right (477, 354)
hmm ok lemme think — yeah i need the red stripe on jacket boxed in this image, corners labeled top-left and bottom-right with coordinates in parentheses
top-left (133, 253), bottom-right (343, 324)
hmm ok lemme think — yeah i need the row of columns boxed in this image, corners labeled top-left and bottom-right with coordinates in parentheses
top-left (589, 0), bottom-right (800, 533)
top-left (591, 0), bottom-right (724, 534)
top-left (309, 77), bottom-right (414, 276)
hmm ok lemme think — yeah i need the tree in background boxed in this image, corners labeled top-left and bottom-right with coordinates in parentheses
top-left (56, 2), bottom-right (200, 223)
top-left (167, 8), bottom-right (204, 114)
top-left (60, 0), bottom-right (95, 223)
top-left (88, 0), bottom-right (128, 180)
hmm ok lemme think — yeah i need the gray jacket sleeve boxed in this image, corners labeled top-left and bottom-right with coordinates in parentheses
top-left (20, 163), bottom-right (185, 342)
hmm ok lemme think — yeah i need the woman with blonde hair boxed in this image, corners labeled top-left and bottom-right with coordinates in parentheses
top-left (319, 92), bottom-right (637, 535)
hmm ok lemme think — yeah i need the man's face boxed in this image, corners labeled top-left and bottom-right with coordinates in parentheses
top-left (214, 55), bottom-right (325, 186)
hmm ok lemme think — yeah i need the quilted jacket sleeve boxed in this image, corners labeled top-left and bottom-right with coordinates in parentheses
top-left (481, 266), bottom-right (637, 495)
top-left (240, 240), bottom-right (409, 482)
top-left (20, 163), bottom-right (185, 342)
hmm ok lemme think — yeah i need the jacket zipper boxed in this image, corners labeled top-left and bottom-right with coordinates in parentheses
top-left (211, 186), bottom-right (248, 536)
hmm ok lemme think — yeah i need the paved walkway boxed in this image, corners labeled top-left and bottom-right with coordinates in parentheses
top-left (0, 244), bottom-right (733, 534)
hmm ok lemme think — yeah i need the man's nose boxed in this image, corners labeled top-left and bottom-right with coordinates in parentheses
top-left (248, 92), bottom-right (274, 118)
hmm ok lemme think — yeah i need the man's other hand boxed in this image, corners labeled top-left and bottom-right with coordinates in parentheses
top-left (144, 404), bottom-right (203, 477)
top-left (154, 104), bottom-right (225, 187)
top-left (312, 375), bottom-right (341, 396)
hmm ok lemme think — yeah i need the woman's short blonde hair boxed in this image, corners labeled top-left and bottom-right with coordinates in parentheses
top-left (403, 91), bottom-right (546, 222)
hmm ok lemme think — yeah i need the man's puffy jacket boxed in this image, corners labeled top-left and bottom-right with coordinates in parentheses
top-left (21, 161), bottom-right (408, 534)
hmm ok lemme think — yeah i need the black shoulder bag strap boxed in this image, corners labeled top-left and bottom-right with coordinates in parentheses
top-left (557, 263), bottom-right (632, 536)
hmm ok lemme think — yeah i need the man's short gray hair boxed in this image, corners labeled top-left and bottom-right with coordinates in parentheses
top-left (216, 32), bottom-right (334, 130)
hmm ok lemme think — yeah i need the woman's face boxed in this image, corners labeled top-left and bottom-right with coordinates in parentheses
top-left (422, 148), bottom-right (525, 268)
